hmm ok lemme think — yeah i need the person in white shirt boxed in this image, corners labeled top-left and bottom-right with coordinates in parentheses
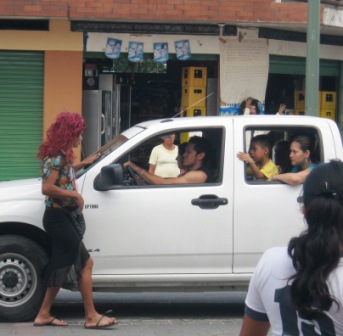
top-left (148, 134), bottom-right (180, 178)
top-left (240, 160), bottom-right (343, 336)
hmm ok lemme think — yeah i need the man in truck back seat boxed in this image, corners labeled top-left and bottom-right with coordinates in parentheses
top-left (124, 136), bottom-right (216, 184)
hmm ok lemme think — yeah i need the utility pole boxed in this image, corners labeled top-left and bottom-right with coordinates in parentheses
top-left (305, 0), bottom-right (320, 116)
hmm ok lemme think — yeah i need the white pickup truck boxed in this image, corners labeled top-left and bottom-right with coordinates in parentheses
top-left (0, 115), bottom-right (342, 322)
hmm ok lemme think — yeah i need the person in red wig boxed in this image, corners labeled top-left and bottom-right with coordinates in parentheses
top-left (34, 112), bottom-right (117, 329)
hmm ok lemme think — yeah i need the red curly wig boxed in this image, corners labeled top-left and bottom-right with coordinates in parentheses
top-left (37, 112), bottom-right (86, 163)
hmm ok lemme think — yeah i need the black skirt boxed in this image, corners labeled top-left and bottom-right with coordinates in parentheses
top-left (42, 207), bottom-right (90, 287)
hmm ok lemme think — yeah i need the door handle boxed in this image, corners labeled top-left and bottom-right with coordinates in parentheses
top-left (191, 194), bottom-right (228, 209)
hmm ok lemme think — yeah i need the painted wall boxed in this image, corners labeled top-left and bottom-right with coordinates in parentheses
top-left (44, 50), bottom-right (83, 159)
top-left (0, 20), bottom-right (82, 51)
top-left (269, 39), bottom-right (343, 61)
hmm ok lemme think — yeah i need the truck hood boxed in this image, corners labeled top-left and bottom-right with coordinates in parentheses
top-left (0, 178), bottom-right (43, 202)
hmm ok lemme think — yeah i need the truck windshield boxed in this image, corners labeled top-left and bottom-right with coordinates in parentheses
top-left (76, 125), bottom-right (146, 178)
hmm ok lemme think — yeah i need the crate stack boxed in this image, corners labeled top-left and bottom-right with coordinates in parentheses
top-left (320, 91), bottom-right (336, 120)
top-left (294, 90), bottom-right (336, 120)
top-left (181, 67), bottom-right (207, 117)
top-left (294, 90), bottom-right (305, 115)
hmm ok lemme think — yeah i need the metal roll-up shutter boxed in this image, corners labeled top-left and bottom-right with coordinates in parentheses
top-left (0, 51), bottom-right (44, 181)
top-left (270, 55), bottom-right (340, 77)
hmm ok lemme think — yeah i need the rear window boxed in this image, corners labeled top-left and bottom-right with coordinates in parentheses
top-left (242, 126), bottom-right (322, 183)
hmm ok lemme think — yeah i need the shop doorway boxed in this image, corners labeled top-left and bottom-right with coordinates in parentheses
top-left (266, 56), bottom-right (340, 117)
top-left (265, 73), bottom-right (338, 116)
top-left (82, 57), bottom-right (219, 157)
top-left (114, 60), bottom-right (219, 125)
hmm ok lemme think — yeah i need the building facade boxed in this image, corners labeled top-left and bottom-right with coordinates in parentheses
top-left (0, 0), bottom-right (342, 180)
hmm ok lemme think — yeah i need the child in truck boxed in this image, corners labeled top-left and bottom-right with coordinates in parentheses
top-left (237, 134), bottom-right (278, 180)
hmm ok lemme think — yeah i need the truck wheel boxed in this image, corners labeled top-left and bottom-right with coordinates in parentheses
top-left (0, 235), bottom-right (49, 322)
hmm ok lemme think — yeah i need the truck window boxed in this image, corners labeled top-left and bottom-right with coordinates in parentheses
top-left (77, 134), bottom-right (129, 178)
top-left (242, 126), bottom-right (322, 183)
top-left (116, 127), bottom-right (224, 187)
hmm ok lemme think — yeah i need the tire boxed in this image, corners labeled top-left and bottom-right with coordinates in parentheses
top-left (0, 235), bottom-right (49, 322)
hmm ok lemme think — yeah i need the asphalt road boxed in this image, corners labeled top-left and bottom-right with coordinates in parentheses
top-left (1, 290), bottom-right (254, 336)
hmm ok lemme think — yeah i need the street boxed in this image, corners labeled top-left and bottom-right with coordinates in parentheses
top-left (1, 290), bottom-right (251, 336)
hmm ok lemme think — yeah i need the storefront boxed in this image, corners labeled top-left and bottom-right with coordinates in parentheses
top-left (82, 53), bottom-right (219, 128)
top-left (80, 31), bottom-right (222, 156)
top-left (0, 21), bottom-right (341, 179)
top-left (0, 20), bottom-right (84, 181)
top-left (266, 55), bottom-right (341, 114)
top-left (82, 27), bottom-right (342, 121)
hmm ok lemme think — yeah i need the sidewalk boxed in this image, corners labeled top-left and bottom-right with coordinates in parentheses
top-left (0, 291), bottom-right (265, 336)
top-left (1, 318), bottom-right (244, 336)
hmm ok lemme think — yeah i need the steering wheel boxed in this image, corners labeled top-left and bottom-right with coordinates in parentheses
top-left (127, 166), bottom-right (140, 185)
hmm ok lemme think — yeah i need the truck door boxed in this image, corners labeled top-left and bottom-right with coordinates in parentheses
top-left (81, 125), bottom-right (234, 279)
top-left (232, 118), bottom-right (320, 274)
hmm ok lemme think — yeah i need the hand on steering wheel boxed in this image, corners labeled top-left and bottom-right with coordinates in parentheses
top-left (126, 166), bottom-right (140, 185)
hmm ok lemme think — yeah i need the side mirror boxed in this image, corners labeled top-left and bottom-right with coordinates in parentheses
top-left (93, 164), bottom-right (123, 191)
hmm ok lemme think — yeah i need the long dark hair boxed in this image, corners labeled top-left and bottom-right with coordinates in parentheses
top-left (288, 160), bottom-right (343, 319)
top-left (291, 135), bottom-right (315, 160)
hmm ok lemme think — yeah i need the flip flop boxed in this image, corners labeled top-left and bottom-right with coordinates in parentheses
top-left (33, 317), bottom-right (68, 327)
top-left (84, 314), bottom-right (118, 329)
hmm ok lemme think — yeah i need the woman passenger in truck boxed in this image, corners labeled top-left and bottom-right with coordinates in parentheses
top-left (270, 135), bottom-right (316, 185)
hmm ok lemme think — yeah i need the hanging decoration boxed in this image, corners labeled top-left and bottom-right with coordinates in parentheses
top-left (128, 42), bottom-right (144, 62)
top-left (175, 40), bottom-right (191, 60)
top-left (105, 38), bottom-right (122, 59)
top-left (103, 38), bottom-right (196, 63)
top-left (153, 42), bottom-right (169, 63)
